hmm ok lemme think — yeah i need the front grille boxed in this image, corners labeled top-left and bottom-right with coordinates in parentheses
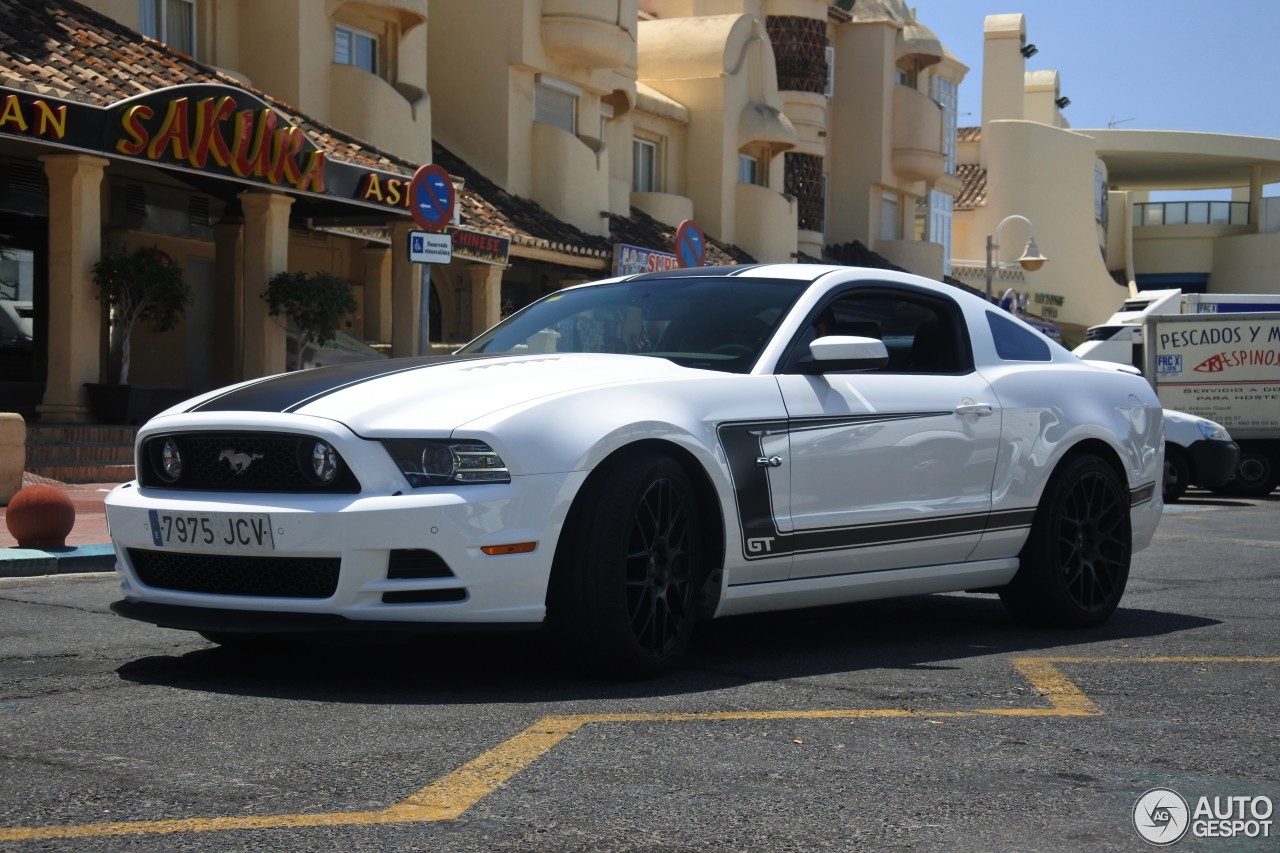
top-left (139, 432), bottom-right (361, 493)
top-left (129, 548), bottom-right (340, 598)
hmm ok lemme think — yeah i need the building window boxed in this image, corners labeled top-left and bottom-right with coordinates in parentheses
top-left (785, 152), bottom-right (825, 232)
top-left (600, 103), bottom-right (614, 144)
top-left (535, 77), bottom-right (580, 134)
top-left (929, 75), bottom-right (959, 175)
top-left (335, 24), bottom-right (378, 74)
top-left (739, 154), bottom-right (761, 186)
top-left (825, 45), bottom-right (836, 98)
top-left (918, 190), bottom-right (954, 275)
top-left (880, 193), bottom-right (901, 241)
top-left (633, 138), bottom-right (658, 193)
top-left (139, 0), bottom-right (195, 57)
top-left (895, 63), bottom-right (917, 88)
top-left (764, 15), bottom-right (829, 96)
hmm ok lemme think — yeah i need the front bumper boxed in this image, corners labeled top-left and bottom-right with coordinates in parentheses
top-left (1186, 439), bottom-right (1241, 489)
top-left (104, 471), bottom-right (584, 631)
top-left (109, 600), bottom-right (540, 634)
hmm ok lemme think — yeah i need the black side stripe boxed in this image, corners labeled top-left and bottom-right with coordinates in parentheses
top-left (717, 419), bottom-right (1037, 562)
top-left (188, 354), bottom-right (505, 413)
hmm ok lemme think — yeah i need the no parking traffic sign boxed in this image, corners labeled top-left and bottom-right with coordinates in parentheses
top-left (408, 163), bottom-right (456, 232)
top-left (674, 219), bottom-right (706, 268)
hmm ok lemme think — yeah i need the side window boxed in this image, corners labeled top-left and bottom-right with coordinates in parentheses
top-left (785, 290), bottom-right (971, 374)
top-left (987, 311), bottom-right (1051, 361)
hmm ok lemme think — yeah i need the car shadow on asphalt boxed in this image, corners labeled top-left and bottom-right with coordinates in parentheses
top-left (115, 592), bottom-right (1219, 704)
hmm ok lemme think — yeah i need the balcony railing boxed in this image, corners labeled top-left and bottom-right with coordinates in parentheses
top-left (1134, 201), bottom-right (1249, 227)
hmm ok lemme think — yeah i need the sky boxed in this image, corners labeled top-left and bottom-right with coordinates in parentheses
top-left (914, 1), bottom-right (1280, 141)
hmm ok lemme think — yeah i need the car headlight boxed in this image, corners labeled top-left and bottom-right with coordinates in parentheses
top-left (381, 439), bottom-right (511, 487)
top-left (1197, 420), bottom-right (1230, 442)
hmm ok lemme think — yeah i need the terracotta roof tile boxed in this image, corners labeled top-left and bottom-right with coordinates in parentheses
top-left (957, 125), bottom-right (982, 143)
top-left (954, 163), bottom-right (987, 209)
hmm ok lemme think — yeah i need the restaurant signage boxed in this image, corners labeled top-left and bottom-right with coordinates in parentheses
top-left (0, 83), bottom-right (414, 214)
top-left (613, 242), bottom-right (679, 277)
top-left (448, 227), bottom-right (510, 266)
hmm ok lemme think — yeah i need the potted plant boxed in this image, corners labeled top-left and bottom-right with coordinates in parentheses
top-left (88, 247), bottom-right (192, 422)
top-left (263, 271), bottom-right (359, 371)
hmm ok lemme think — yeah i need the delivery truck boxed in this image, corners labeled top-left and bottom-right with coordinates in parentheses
top-left (1073, 289), bottom-right (1280, 368)
top-left (1142, 311), bottom-right (1280, 496)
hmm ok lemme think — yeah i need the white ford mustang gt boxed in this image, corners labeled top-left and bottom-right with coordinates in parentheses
top-left (106, 264), bottom-right (1163, 675)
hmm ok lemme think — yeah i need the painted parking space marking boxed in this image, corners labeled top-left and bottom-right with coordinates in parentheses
top-left (2, 656), bottom-right (1277, 841)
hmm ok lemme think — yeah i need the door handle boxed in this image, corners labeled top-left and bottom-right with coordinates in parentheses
top-left (955, 402), bottom-right (994, 416)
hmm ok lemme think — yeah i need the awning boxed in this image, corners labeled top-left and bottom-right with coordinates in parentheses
top-left (738, 102), bottom-right (796, 151)
top-left (896, 16), bottom-right (944, 67)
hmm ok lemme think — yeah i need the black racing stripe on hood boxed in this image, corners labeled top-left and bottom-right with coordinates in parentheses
top-left (188, 354), bottom-right (506, 413)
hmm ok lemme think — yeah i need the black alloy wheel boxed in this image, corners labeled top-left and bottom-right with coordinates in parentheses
top-left (1001, 454), bottom-right (1132, 627)
top-left (549, 450), bottom-right (704, 677)
top-left (623, 473), bottom-right (698, 661)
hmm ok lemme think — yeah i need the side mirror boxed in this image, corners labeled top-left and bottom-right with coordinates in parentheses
top-left (801, 335), bottom-right (889, 373)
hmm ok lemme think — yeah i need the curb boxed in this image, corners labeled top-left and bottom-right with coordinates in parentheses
top-left (0, 544), bottom-right (117, 578)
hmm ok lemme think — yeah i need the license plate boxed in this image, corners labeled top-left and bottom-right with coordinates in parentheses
top-left (148, 510), bottom-right (275, 552)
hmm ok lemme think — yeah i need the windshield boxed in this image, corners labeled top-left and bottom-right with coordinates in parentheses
top-left (458, 276), bottom-right (808, 373)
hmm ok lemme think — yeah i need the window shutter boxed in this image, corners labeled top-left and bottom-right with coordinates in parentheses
top-left (535, 84), bottom-right (577, 134)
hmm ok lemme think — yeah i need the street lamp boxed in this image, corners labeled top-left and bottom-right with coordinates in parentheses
top-left (984, 214), bottom-right (1048, 301)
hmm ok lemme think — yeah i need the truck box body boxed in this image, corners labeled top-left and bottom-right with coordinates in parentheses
top-left (1144, 312), bottom-right (1280, 441)
top-left (1073, 291), bottom-right (1280, 368)
top-left (1073, 293), bottom-right (1280, 496)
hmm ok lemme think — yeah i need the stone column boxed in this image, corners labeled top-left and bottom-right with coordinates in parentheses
top-left (1248, 165), bottom-right (1263, 233)
top-left (360, 245), bottom-right (392, 344)
top-left (389, 221), bottom-right (420, 357)
top-left (37, 154), bottom-right (109, 423)
top-left (468, 262), bottom-right (504, 339)
top-left (239, 191), bottom-right (293, 378)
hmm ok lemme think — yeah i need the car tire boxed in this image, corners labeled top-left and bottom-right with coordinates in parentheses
top-left (1163, 445), bottom-right (1190, 503)
top-left (548, 450), bottom-right (704, 678)
top-left (1000, 454), bottom-right (1131, 628)
top-left (1220, 442), bottom-right (1279, 497)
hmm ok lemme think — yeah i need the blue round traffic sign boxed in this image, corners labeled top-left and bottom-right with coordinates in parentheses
top-left (675, 219), bottom-right (706, 268)
top-left (409, 163), bottom-right (456, 232)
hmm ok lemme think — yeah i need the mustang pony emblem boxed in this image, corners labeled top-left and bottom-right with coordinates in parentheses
top-left (219, 449), bottom-right (263, 474)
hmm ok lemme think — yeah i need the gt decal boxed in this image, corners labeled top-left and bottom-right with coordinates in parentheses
top-left (746, 536), bottom-right (777, 553)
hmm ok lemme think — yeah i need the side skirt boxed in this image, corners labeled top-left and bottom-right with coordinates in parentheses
top-left (714, 558), bottom-right (1020, 618)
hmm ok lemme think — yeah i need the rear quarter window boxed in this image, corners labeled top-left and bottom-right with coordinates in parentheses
top-left (987, 311), bottom-right (1051, 361)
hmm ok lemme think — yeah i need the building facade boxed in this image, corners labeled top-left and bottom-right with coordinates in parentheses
top-left (1, 0), bottom-right (964, 424)
top-left (950, 13), bottom-right (1280, 344)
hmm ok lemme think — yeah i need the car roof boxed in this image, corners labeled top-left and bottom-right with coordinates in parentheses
top-left (620, 263), bottom-right (969, 301)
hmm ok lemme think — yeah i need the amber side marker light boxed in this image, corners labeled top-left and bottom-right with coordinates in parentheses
top-left (480, 542), bottom-right (537, 556)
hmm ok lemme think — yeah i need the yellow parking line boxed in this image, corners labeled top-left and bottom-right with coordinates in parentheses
top-left (1, 655), bottom-right (1275, 841)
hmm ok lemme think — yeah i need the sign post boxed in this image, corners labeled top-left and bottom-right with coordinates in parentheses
top-left (408, 164), bottom-right (456, 233)
top-left (406, 164), bottom-right (456, 355)
top-left (674, 219), bottom-right (706, 268)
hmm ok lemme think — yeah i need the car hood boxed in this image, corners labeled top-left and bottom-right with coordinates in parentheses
top-left (172, 353), bottom-right (703, 434)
